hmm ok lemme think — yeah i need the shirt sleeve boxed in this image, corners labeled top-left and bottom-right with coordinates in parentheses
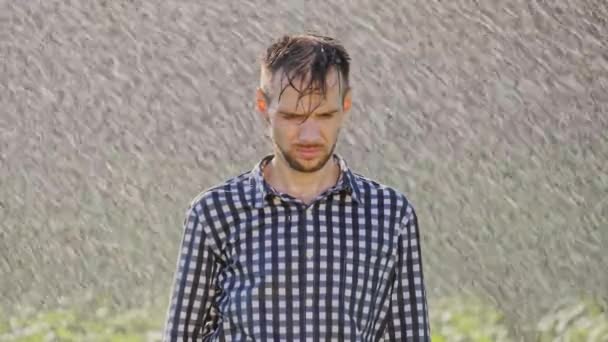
top-left (162, 201), bottom-right (223, 341)
top-left (383, 204), bottom-right (432, 341)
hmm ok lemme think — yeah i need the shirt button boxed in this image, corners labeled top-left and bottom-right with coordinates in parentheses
top-left (307, 251), bottom-right (313, 259)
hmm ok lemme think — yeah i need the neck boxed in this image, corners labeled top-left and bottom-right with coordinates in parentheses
top-left (263, 153), bottom-right (340, 203)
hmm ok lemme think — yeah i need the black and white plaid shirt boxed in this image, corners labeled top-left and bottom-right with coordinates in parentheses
top-left (163, 153), bottom-right (431, 341)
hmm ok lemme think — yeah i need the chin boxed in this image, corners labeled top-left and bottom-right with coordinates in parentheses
top-left (286, 151), bottom-right (331, 173)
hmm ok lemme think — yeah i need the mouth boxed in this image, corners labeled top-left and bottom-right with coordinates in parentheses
top-left (295, 146), bottom-right (323, 160)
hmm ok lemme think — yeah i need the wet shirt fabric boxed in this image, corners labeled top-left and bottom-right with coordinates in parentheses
top-left (162, 154), bottom-right (431, 341)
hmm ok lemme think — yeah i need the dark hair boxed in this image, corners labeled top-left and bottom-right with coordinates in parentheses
top-left (261, 33), bottom-right (351, 113)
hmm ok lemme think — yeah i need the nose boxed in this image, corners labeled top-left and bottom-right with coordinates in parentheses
top-left (297, 117), bottom-right (321, 143)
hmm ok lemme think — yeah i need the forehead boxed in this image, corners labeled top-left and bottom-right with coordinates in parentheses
top-left (269, 67), bottom-right (343, 113)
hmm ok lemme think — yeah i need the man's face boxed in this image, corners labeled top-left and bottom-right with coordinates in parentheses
top-left (257, 68), bottom-right (352, 173)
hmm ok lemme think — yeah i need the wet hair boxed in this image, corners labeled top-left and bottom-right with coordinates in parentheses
top-left (260, 32), bottom-right (351, 115)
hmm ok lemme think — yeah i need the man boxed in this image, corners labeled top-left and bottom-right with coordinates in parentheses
top-left (162, 33), bottom-right (431, 341)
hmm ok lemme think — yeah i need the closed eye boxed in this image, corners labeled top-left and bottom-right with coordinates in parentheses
top-left (319, 111), bottom-right (338, 118)
top-left (282, 113), bottom-right (302, 120)
top-left (278, 111), bottom-right (337, 120)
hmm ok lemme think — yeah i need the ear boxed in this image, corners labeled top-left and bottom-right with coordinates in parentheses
top-left (342, 87), bottom-right (352, 113)
top-left (256, 88), bottom-right (268, 114)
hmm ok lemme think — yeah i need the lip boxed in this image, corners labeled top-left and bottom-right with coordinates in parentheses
top-left (296, 147), bottom-right (322, 159)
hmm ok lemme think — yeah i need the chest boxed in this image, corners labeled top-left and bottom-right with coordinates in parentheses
top-left (218, 203), bottom-right (400, 286)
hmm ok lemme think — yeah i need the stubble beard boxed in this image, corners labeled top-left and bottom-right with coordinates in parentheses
top-left (277, 141), bottom-right (337, 173)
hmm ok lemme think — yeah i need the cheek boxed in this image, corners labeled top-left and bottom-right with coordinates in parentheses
top-left (323, 124), bottom-right (340, 138)
top-left (277, 121), bottom-right (296, 133)
top-left (270, 124), bottom-right (294, 142)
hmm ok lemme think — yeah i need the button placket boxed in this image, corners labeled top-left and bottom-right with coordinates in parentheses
top-left (305, 205), bottom-right (314, 260)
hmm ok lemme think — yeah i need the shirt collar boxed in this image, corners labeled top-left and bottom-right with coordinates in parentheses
top-left (248, 153), bottom-right (362, 209)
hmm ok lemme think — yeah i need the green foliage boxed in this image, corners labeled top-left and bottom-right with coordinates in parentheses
top-left (0, 302), bottom-right (164, 342)
top-left (430, 296), bottom-right (512, 342)
top-left (1, 295), bottom-right (606, 341)
top-left (536, 297), bottom-right (608, 342)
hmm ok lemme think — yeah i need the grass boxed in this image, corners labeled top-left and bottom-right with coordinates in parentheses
top-left (1, 295), bottom-right (606, 341)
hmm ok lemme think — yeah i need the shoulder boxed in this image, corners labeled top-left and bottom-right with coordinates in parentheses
top-left (177, 171), bottom-right (254, 255)
top-left (185, 170), bottom-right (254, 216)
top-left (351, 171), bottom-right (418, 224)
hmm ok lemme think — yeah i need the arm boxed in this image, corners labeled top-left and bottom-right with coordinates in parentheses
top-left (383, 204), bottom-right (431, 341)
top-left (162, 201), bottom-right (223, 341)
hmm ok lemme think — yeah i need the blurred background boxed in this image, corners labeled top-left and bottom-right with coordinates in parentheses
top-left (1, 0), bottom-right (607, 341)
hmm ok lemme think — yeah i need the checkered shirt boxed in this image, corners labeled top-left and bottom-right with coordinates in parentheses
top-left (162, 153), bottom-right (431, 341)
